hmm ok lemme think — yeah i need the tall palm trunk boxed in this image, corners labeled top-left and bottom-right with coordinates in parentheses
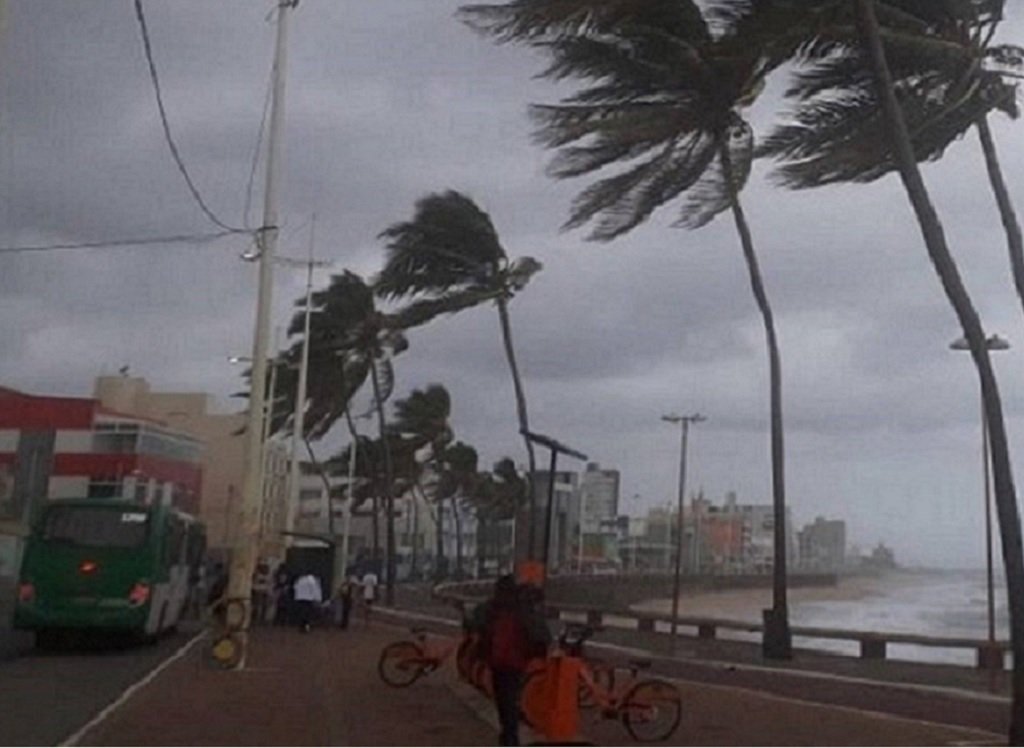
top-left (433, 502), bottom-right (446, 579)
top-left (976, 115), bottom-right (1024, 321)
top-left (477, 514), bottom-right (487, 577)
top-left (719, 140), bottom-right (791, 660)
top-left (369, 358), bottom-right (397, 605)
top-left (453, 497), bottom-right (464, 577)
top-left (495, 294), bottom-right (538, 560)
top-left (410, 485), bottom-right (421, 580)
top-left (857, 1), bottom-right (1024, 740)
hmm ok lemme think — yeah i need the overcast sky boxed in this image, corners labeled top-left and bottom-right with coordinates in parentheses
top-left (4, 1), bottom-right (1024, 568)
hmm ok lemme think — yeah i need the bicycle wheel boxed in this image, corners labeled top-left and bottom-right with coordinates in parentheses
top-left (579, 661), bottom-right (614, 709)
top-left (622, 679), bottom-right (682, 742)
top-left (377, 641), bottom-right (425, 687)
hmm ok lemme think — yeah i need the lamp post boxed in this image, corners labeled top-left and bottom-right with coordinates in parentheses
top-left (662, 413), bottom-right (705, 652)
top-left (275, 219), bottom-right (333, 546)
top-left (950, 333), bottom-right (1009, 668)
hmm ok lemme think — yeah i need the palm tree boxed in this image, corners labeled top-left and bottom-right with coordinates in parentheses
top-left (469, 457), bottom-right (529, 575)
top-left (281, 270), bottom-right (411, 604)
top-left (460, 0), bottom-right (794, 657)
top-left (376, 191), bottom-right (544, 559)
top-left (390, 384), bottom-right (454, 578)
top-left (436, 441), bottom-right (480, 577)
top-left (756, 1), bottom-right (1024, 323)
top-left (852, 1), bottom-right (1024, 739)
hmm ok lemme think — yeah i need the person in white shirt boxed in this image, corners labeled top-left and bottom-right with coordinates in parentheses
top-left (360, 570), bottom-right (379, 625)
top-left (292, 573), bottom-right (323, 633)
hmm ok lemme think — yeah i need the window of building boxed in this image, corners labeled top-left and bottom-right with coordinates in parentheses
top-left (87, 478), bottom-right (124, 499)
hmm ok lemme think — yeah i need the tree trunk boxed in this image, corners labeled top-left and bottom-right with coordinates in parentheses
top-left (477, 515), bottom-right (487, 577)
top-left (430, 502), bottom-right (446, 580)
top-left (857, 1), bottom-right (1024, 740)
top-left (369, 358), bottom-right (397, 606)
top-left (454, 497), bottom-right (464, 578)
top-left (496, 295), bottom-right (538, 562)
top-left (719, 140), bottom-right (791, 660)
top-left (976, 115), bottom-right (1024, 323)
top-left (410, 486), bottom-right (421, 580)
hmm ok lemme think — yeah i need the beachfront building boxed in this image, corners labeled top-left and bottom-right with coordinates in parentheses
top-left (0, 383), bottom-right (203, 580)
top-left (797, 516), bottom-right (847, 572)
top-left (694, 492), bottom-right (797, 574)
top-left (92, 374), bottom-right (288, 563)
top-left (576, 463), bottom-right (621, 568)
top-left (516, 470), bottom-right (579, 571)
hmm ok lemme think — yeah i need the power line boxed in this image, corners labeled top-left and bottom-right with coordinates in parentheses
top-left (133, 0), bottom-right (248, 234)
top-left (0, 230), bottom-right (236, 255)
top-left (244, 54), bottom-right (275, 230)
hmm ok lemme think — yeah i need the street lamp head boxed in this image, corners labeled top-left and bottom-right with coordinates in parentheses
top-left (228, 355), bottom-right (252, 364)
top-left (240, 247), bottom-right (262, 262)
top-left (661, 414), bottom-right (681, 424)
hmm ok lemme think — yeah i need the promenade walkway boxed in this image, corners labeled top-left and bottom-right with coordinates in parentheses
top-left (76, 620), bottom-right (1005, 746)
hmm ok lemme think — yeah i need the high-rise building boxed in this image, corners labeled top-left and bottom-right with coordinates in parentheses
top-left (797, 516), bottom-right (847, 572)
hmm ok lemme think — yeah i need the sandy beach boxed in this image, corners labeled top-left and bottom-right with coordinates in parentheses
top-left (631, 572), bottom-right (900, 622)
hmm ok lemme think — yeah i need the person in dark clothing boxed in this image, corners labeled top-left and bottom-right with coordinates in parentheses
top-left (472, 575), bottom-right (550, 746)
top-left (272, 566), bottom-right (292, 626)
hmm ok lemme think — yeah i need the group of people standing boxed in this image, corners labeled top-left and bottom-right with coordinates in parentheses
top-left (259, 563), bottom-right (380, 633)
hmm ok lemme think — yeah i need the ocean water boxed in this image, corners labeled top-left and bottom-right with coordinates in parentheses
top-left (651, 570), bottom-right (1010, 666)
top-left (790, 570), bottom-right (1009, 665)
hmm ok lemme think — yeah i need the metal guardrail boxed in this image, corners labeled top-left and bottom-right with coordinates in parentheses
top-left (433, 580), bottom-right (1009, 670)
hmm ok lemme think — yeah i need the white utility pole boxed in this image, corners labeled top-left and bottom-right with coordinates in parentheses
top-left (283, 215), bottom-right (331, 541)
top-left (227, 0), bottom-right (296, 669)
top-left (340, 423), bottom-right (358, 590)
top-left (662, 412), bottom-right (706, 653)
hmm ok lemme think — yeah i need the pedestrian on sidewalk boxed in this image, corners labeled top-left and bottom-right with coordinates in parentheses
top-left (293, 572), bottom-right (323, 633)
top-left (272, 564), bottom-right (292, 626)
top-left (336, 570), bottom-right (357, 630)
top-left (359, 569), bottom-right (379, 626)
top-left (251, 561), bottom-right (272, 625)
top-left (472, 575), bottom-right (550, 746)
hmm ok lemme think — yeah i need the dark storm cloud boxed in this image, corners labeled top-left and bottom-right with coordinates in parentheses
top-left (5, 0), bottom-right (1024, 566)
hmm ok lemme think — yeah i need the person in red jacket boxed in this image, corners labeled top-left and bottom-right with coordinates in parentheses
top-left (472, 575), bottom-right (550, 746)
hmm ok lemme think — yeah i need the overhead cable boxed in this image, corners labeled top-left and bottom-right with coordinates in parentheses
top-left (0, 231), bottom-right (236, 255)
top-left (133, 0), bottom-right (249, 234)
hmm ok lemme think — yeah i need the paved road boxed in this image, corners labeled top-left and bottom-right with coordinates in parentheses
top-left (0, 628), bottom-right (198, 746)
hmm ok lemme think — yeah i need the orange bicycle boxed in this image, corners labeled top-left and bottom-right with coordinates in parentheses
top-left (523, 623), bottom-right (682, 742)
top-left (378, 626), bottom-right (472, 687)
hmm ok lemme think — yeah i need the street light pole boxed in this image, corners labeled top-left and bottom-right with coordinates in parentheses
top-left (281, 216), bottom-right (332, 544)
top-left (227, 0), bottom-right (296, 669)
top-left (951, 333), bottom-right (1009, 665)
top-left (662, 413), bottom-right (705, 653)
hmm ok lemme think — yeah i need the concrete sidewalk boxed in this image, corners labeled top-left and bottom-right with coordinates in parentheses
top-left (76, 621), bottom-right (1004, 746)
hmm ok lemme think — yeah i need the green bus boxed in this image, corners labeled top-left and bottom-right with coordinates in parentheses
top-left (13, 498), bottom-right (206, 647)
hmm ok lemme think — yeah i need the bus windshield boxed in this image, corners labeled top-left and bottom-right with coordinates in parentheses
top-left (41, 507), bottom-right (150, 548)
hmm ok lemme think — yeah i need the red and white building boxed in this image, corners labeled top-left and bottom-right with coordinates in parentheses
top-left (0, 386), bottom-right (203, 578)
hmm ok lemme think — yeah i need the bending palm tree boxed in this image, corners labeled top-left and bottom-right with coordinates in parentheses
top-left (377, 191), bottom-right (544, 559)
top-left (854, 1), bottom-right (1024, 740)
top-left (390, 384), bottom-right (455, 578)
top-left (461, 0), bottom-right (794, 657)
